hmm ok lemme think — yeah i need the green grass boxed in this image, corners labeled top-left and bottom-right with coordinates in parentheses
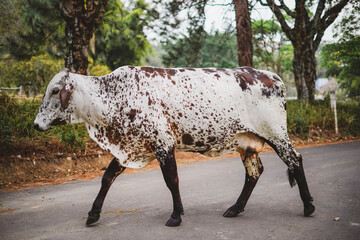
top-left (0, 96), bottom-right (88, 152)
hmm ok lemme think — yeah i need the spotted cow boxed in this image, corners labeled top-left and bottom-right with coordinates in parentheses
top-left (34, 66), bottom-right (315, 227)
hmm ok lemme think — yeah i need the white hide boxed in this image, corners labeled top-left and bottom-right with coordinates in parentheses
top-left (35, 66), bottom-right (296, 169)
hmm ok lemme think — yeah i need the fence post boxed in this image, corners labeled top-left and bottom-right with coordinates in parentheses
top-left (330, 90), bottom-right (338, 135)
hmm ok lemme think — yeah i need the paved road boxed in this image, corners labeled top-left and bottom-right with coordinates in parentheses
top-left (1, 141), bottom-right (359, 240)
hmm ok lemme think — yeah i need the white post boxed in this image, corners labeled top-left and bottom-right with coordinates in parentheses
top-left (330, 91), bottom-right (338, 135)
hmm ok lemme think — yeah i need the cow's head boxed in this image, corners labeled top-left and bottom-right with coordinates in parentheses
top-left (34, 68), bottom-right (74, 131)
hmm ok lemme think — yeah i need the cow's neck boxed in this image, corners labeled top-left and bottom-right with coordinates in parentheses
top-left (68, 74), bottom-right (106, 127)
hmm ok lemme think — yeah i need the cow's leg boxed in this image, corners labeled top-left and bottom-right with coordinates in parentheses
top-left (86, 157), bottom-right (126, 225)
top-left (268, 139), bottom-right (315, 217)
top-left (224, 147), bottom-right (264, 217)
top-left (155, 145), bottom-right (184, 227)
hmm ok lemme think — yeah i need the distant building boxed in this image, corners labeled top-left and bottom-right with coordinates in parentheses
top-left (315, 77), bottom-right (338, 100)
top-left (315, 78), bottom-right (329, 91)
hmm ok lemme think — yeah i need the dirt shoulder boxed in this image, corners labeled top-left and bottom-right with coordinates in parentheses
top-left (1, 134), bottom-right (359, 191)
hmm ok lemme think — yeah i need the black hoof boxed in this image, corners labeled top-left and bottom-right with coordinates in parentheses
top-left (86, 211), bottom-right (100, 226)
top-left (223, 205), bottom-right (243, 218)
top-left (165, 215), bottom-right (182, 227)
top-left (304, 204), bottom-right (315, 217)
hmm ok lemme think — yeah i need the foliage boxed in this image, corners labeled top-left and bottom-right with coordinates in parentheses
top-left (1, 0), bottom-right (154, 71)
top-left (4, 0), bottom-right (65, 60)
top-left (89, 63), bottom-right (112, 76)
top-left (320, 36), bottom-right (360, 98)
top-left (0, 96), bottom-right (88, 152)
top-left (0, 54), bottom-right (63, 96)
top-left (201, 31), bottom-right (238, 68)
top-left (92, 0), bottom-right (155, 70)
top-left (156, 0), bottom-right (208, 68)
top-left (333, 0), bottom-right (360, 41)
top-left (252, 19), bottom-right (293, 78)
top-left (286, 98), bottom-right (360, 138)
top-left (162, 30), bottom-right (237, 68)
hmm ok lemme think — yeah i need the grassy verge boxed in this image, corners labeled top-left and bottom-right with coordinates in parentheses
top-left (0, 96), bottom-right (88, 154)
top-left (1, 95), bottom-right (359, 155)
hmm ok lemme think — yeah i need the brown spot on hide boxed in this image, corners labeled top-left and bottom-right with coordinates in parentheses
top-left (203, 68), bottom-right (216, 73)
top-left (195, 141), bottom-right (205, 147)
top-left (182, 134), bottom-right (194, 145)
top-left (134, 73), bottom-right (140, 83)
top-left (128, 109), bottom-right (137, 122)
top-left (105, 125), bottom-right (123, 146)
top-left (50, 118), bottom-right (66, 126)
top-left (259, 75), bottom-right (275, 88)
top-left (235, 72), bottom-right (256, 91)
top-left (207, 136), bottom-right (216, 143)
top-left (166, 69), bottom-right (177, 76)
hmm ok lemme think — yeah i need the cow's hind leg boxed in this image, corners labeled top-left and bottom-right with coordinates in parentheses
top-left (86, 157), bottom-right (126, 225)
top-left (224, 147), bottom-right (264, 217)
top-left (155, 145), bottom-right (184, 227)
top-left (268, 139), bottom-right (315, 217)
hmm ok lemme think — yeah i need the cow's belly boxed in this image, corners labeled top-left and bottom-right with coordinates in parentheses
top-left (175, 132), bottom-right (264, 157)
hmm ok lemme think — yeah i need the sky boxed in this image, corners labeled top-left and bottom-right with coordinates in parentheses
top-left (203, 0), bottom-right (337, 42)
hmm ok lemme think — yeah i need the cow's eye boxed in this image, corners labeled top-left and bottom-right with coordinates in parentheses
top-left (52, 88), bottom-right (60, 95)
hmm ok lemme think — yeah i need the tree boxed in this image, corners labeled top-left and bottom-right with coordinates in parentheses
top-left (156, 0), bottom-right (208, 67)
top-left (162, 31), bottom-right (238, 68)
top-left (252, 18), bottom-right (295, 95)
top-left (234, 0), bottom-right (253, 67)
top-left (59, 0), bottom-right (109, 75)
top-left (2, 0), bottom-right (65, 60)
top-left (258, 0), bottom-right (351, 100)
top-left (92, 0), bottom-right (155, 70)
top-left (159, 0), bottom-right (254, 67)
top-left (320, 36), bottom-right (360, 98)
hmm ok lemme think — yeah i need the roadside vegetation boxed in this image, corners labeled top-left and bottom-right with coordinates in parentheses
top-left (1, 95), bottom-right (359, 156)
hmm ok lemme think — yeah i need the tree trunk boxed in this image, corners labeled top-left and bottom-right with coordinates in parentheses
top-left (233, 0), bottom-right (253, 67)
top-left (293, 40), bottom-right (317, 101)
top-left (59, 0), bottom-right (108, 75)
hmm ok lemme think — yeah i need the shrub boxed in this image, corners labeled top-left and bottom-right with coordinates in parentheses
top-left (0, 96), bottom-right (88, 152)
top-left (287, 98), bottom-right (360, 138)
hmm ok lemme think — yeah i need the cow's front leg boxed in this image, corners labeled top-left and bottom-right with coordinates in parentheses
top-left (155, 145), bottom-right (184, 227)
top-left (86, 157), bottom-right (126, 225)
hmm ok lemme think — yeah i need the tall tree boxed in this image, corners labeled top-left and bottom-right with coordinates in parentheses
top-left (156, 0), bottom-right (208, 67)
top-left (258, 0), bottom-right (350, 100)
top-left (59, 0), bottom-right (109, 74)
top-left (234, 0), bottom-right (253, 67)
top-left (92, 0), bottom-right (155, 70)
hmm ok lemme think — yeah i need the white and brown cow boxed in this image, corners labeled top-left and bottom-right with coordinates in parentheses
top-left (34, 66), bottom-right (315, 227)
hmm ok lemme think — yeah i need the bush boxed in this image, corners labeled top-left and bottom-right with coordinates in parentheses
top-left (0, 54), bottom-right (63, 96)
top-left (0, 96), bottom-right (88, 152)
top-left (287, 98), bottom-right (360, 138)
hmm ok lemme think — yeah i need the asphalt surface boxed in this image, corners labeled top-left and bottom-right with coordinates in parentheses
top-left (1, 141), bottom-right (359, 240)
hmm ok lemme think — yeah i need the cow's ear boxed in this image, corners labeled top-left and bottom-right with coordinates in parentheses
top-left (60, 83), bottom-right (73, 110)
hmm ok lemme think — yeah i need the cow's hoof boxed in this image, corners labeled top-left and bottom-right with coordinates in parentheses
top-left (223, 205), bottom-right (244, 218)
top-left (165, 215), bottom-right (182, 227)
top-left (86, 211), bottom-right (100, 226)
top-left (304, 204), bottom-right (315, 217)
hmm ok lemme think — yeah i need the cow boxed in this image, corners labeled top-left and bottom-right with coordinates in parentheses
top-left (34, 66), bottom-right (315, 227)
